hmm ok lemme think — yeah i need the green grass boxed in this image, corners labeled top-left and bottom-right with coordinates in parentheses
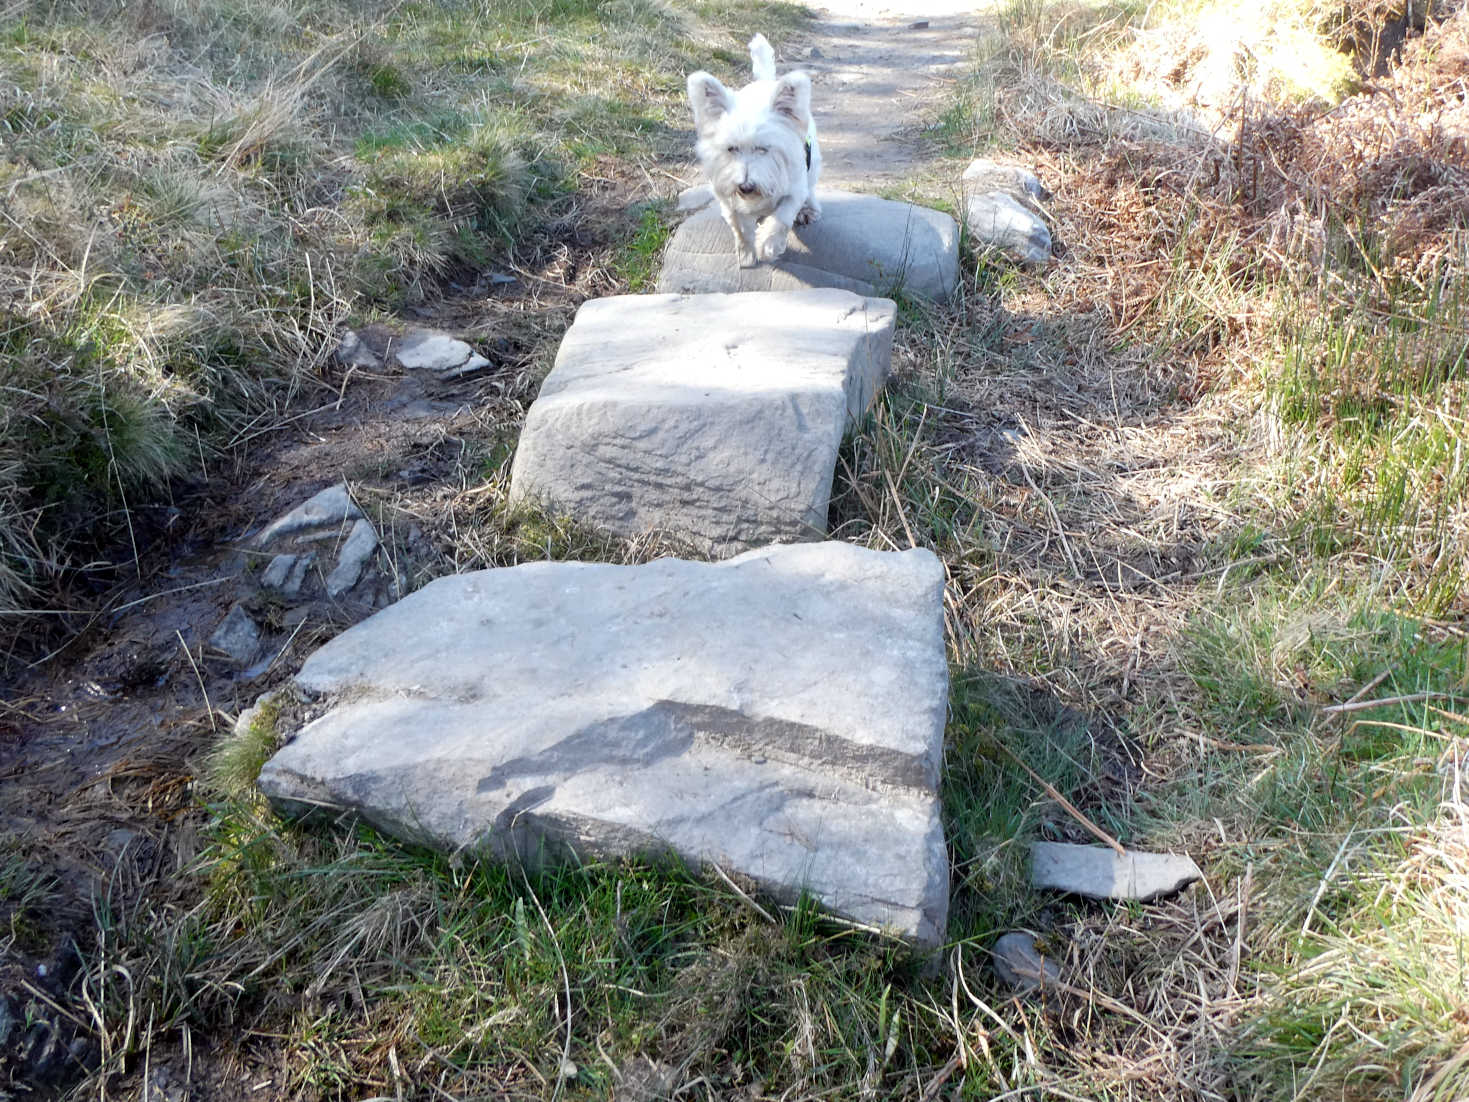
top-left (0, 0), bottom-right (759, 629)
top-left (616, 203), bottom-right (677, 292)
top-left (1170, 580), bottom-right (1469, 1099)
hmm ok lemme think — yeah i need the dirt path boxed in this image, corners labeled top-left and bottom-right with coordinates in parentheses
top-left (802, 0), bottom-right (982, 190)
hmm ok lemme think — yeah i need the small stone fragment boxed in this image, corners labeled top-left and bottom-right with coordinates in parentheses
top-left (325, 518), bottom-right (379, 598)
top-left (255, 484), bottom-right (362, 547)
top-left (992, 931), bottom-right (1061, 993)
top-left (335, 329), bottom-right (382, 369)
top-left (1031, 842), bottom-right (1203, 902)
top-left (261, 552), bottom-right (315, 596)
top-left (207, 604), bottom-right (260, 665)
top-left (964, 191), bottom-right (1052, 268)
top-left (393, 329), bottom-right (486, 374)
top-left (961, 158), bottom-right (1052, 203)
top-left (260, 553), bottom-right (297, 590)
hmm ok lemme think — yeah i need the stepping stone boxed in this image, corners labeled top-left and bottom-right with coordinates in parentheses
top-left (658, 190), bottom-right (959, 301)
top-left (257, 542), bottom-right (951, 945)
top-left (1031, 842), bottom-right (1203, 902)
top-left (508, 290), bottom-right (896, 557)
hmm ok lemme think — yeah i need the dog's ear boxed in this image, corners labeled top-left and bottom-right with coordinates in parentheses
top-left (687, 72), bottom-right (734, 134)
top-left (769, 71), bottom-right (811, 131)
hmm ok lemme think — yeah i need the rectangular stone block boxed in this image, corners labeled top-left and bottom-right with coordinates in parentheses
top-left (508, 289), bottom-right (896, 557)
top-left (257, 542), bottom-right (951, 945)
top-left (658, 190), bottom-right (959, 301)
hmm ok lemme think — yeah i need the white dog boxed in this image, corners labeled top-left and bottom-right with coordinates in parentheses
top-left (686, 34), bottom-right (822, 268)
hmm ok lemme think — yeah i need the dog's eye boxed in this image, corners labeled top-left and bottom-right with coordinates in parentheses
top-left (754, 146), bottom-right (768, 155)
top-left (727, 145), bottom-right (738, 154)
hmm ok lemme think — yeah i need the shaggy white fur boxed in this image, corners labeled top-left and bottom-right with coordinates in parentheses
top-left (686, 35), bottom-right (823, 268)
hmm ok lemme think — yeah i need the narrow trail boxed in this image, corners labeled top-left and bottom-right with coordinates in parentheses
top-left (799, 0), bottom-right (982, 191)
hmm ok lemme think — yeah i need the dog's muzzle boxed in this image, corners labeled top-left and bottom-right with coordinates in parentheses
top-left (736, 181), bottom-right (760, 196)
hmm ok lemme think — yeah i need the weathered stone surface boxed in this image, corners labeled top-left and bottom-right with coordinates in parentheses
top-left (393, 329), bottom-right (490, 375)
top-left (258, 542), bottom-right (951, 944)
top-left (658, 190), bottom-right (959, 301)
top-left (965, 192), bottom-right (1052, 268)
top-left (992, 931), bottom-right (1061, 993)
top-left (961, 158), bottom-right (1051, 203)
top-left (251, 484), bottom-right (382, 602)
top-left (676, 184), bottom-right (714, 213)
top-left (325, 519), bottom-right (379, 598)
top-left (254, 484), bottom-right (361, 546)
top-left (208, 604), bottom-right (260, 665)
top-left (1031, 842), bottom-right (1202, 902)
top-left (508, 290), bottom-right (896, 556)
top-left (261, 552), bottom-right (315, 597)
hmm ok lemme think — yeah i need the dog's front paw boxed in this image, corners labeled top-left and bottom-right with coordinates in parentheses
top-left (736, 244), bottom-right (759, 268)
top-left (795, 200), bottom-right (821, 227)
top-left (757, 225), bottom-right (790, 262)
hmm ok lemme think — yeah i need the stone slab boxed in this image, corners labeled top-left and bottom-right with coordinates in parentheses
top-left (508, 290), bottom-right (896, 557)
top-left (1031, 842), bottom-right (1202, 902)
top-left (658, 190), bottom-right (958, 301)
top-left (257, 542), bottom-right (950, 945)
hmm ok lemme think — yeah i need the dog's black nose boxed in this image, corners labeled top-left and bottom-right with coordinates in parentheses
top-left (737, 182), bottom-right (759, 195)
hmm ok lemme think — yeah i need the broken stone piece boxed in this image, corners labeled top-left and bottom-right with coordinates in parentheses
top-left (992, 931), bottom-right (1061, 993)
top-left (393, 329), bottom-right (490, 375)
top-left (261, 552), bottom-right (315, 597)
top-left (1030, 842), bottom-right (1203, 901)
top-left (335, 329), bottom-right (383, 369)
top-left (508, 289), bottom-right (895, 557)
top-left (325, 518), bottom-right (379, 598)
top-left (260, 553), bottom-right (296, 590)
top-left (961, 158), bottom-right (1052, 203)
top-left (965, 192), bottom-right (1052, 268)
top-left (659, 189), bottom-right (959, 301)
top-left (257, 541), bottom-right (951, 945)
top-left (255, 484), bottom-right (363, 547)
top-left (207, 604), bottom-right (260, 665)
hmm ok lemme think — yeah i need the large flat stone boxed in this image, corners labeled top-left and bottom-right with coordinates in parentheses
top-left (508, 290), bottom-right (895, 557)
top-left (258, 542), bottom-right (950, 945)
top-left (658, 190), bottom-right (958, 301)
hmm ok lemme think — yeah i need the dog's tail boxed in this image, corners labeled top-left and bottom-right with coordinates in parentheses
top-left (749, 34), bottom-right (776, 81)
